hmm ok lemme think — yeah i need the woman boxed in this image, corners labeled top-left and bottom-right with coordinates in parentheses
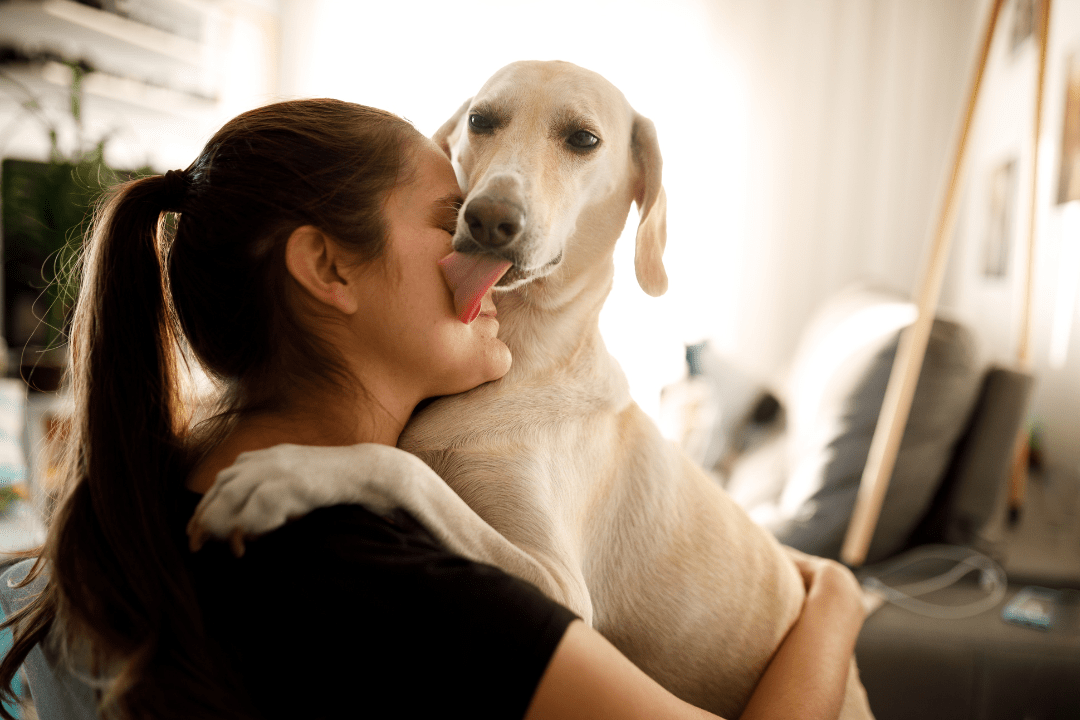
top-left (0, 99), bottom-right (865, 720)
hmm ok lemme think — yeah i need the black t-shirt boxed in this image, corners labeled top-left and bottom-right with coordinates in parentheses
top-left (185, 491), bottom-right (578, 719)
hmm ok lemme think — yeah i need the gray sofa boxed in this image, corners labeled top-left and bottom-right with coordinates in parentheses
top-left (669, 284), bottom-right (1080, 718)
top-left (721, 285), bottom-right (988, 563)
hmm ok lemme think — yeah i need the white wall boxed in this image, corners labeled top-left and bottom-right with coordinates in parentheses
top-left (276, 0), bottom-right (751, 419)
top-left (0, 0), bottom-right (280, 171)
top-left (275, 0), bottom-right (993, 423)
top-left (945, 0), bottom-right (1080, 472)
top-left (708, 0), bottom-right (984, 379)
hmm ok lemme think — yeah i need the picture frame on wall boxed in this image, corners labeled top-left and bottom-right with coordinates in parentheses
top-left (1057, 54), bottom-right (1080, 205)
top-left (1011, 0), bottom-right (1038, 52)
top-left (984, 158), bottom-right (1017, 279)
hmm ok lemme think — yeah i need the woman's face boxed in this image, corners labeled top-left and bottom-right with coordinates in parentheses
top-left (346, 138), bottom-right (512, 408)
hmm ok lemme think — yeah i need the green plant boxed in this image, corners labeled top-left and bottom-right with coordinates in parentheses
top-left (1, 61), bottom-right (150, 351)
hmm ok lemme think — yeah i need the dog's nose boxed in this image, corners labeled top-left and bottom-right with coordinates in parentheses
top-left (464, 196), bottom-right (525, 248)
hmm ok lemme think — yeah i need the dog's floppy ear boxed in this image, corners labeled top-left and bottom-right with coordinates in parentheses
top-left (432, 98), bottom-right (472, 159)
top-left (632, 113), bottom-right (668, 297)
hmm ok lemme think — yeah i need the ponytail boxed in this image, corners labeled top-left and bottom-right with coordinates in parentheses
top-left (0, 98), bottom-right (420, 719)
top-left (0, 174), bottom-right (254, 719)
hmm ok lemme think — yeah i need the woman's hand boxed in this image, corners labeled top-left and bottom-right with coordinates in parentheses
top-left (738, 549), bottom-right (867, 720)
top-left (788, 548), bottom-right (867, 621)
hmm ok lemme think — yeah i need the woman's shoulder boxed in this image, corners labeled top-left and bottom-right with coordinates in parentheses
top-left (185, 484), bottom-right (538, 612)
top-left (186, 493), bottom-right (578, 720)
top-left (184, 485), bottom-right (442, 566)
top-left (246, 502), bottom-right (446, 563)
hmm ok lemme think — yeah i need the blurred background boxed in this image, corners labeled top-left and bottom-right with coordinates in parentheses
top-left (0, 0), bottom-right (1077, 481)
top-left (3, 3), bottom-right (1080, 716)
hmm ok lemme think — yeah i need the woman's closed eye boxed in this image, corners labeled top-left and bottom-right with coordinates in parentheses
top-left (432, 194), bottom-right (463, 235)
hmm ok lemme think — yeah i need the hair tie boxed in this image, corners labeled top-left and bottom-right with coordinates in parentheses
top-left (162, 169), bottom-right (190, 210)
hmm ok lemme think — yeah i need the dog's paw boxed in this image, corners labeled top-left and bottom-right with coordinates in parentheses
top-left (187, 443), bottom-right (382, 556)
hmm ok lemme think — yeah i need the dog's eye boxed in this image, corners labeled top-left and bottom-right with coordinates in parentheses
top-left (469, 113), bottom-right (495, 133)
top-left (567, 130), bottom-right (600, 150)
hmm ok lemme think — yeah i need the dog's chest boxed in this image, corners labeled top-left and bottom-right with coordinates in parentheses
top-left (404, 364), bottom-right (621, 448)
top-left (401, 371), bottom-right (623, 524)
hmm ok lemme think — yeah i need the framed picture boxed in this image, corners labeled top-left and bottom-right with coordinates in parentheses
top-left (1011, 0), bottom-right (1038, 52)
top-left (1057, 54), bottom-right (1080, 204)
top-left (984, 159), bottom-right (1017, 278)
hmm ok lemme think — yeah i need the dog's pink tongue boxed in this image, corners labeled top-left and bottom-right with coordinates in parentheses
top-left (438, 251), bottom-right (513, 324)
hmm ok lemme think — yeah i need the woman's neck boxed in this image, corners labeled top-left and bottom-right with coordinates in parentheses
top-left (186, 394), bottom-right (406, 494)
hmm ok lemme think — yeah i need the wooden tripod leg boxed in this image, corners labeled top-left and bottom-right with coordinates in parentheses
top-left (840, 0), bottom-right (1005, 567)
top-left (1009, 0), bottom-right (1054, 523)
top-left (1009, 436), bottom-right (1030, 523)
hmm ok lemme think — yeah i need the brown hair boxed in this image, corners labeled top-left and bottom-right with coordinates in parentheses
top-left (0, 99), bottom-right (423, 719)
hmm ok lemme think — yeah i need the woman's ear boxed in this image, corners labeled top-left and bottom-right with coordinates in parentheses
top-left (284, 226), bottom-right (358, 314)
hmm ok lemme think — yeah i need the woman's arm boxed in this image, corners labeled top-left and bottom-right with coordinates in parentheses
top-left (523, 620), bottom-right (717, 720)
top-left (524, 555), bottom-right (865, 720)
top-left (739, 555), bottom-right (866, 720)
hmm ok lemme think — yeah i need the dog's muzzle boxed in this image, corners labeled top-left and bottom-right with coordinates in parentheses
top-left (454, 174), bottom-right (563, 288)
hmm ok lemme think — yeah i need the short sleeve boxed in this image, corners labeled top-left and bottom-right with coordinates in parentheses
top-left (192, 504), bottom-right (578, 720)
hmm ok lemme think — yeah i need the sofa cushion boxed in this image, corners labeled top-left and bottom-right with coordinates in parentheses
top-left (659, 341), bottom-right (777, 477)
top-left (912, 366), bottom-right (1034, 547)
top-left (732, 285), bottom-right (982, 563)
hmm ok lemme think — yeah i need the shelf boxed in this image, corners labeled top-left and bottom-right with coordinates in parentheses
top-left (0, 0), bottom-right (219, 99)
top-left (1, 59), bottom-right (216, 120)
top-left (6, 0), bottom-right (200, 61)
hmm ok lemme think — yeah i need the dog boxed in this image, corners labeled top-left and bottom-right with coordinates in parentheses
top-left (191, 60), bottom-right (873, 718)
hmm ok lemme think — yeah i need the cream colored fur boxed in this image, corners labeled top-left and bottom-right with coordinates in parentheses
top-left (402, 61), bottom-right (870, 718)
top-left (191, 61), bottom-right (873, 719)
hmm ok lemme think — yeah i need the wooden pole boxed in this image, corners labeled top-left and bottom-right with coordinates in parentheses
top-left (1008, 0), bottom-right (1053, 521)
top-left (841, 0), bottom-right (1005, 567)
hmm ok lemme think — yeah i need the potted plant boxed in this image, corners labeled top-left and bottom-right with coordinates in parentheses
top-left (1, 60), bottom-right (149, 390)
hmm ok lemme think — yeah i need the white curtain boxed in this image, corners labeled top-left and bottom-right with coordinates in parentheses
top-left (706, 0), bottom-right (985, 381)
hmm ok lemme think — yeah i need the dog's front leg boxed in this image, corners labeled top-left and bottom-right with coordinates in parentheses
top-left (186, 443), bottom-right (581, 620)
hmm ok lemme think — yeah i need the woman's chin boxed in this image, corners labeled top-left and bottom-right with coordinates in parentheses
top-left (468, 341), bottom-right (512, 390)
top-left (436, 342), bottom-right (512, 398)
top-left (487, 342), bottom-right (513, 382)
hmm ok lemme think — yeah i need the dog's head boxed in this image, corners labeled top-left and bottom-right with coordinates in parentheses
top-left (434, 60), bottom-right (668, 297)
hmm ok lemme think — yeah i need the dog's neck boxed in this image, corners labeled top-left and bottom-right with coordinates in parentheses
top-left (493, 187), bottom-right (637, 386)
top-left (495, 254), bottom-right (616, 383)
